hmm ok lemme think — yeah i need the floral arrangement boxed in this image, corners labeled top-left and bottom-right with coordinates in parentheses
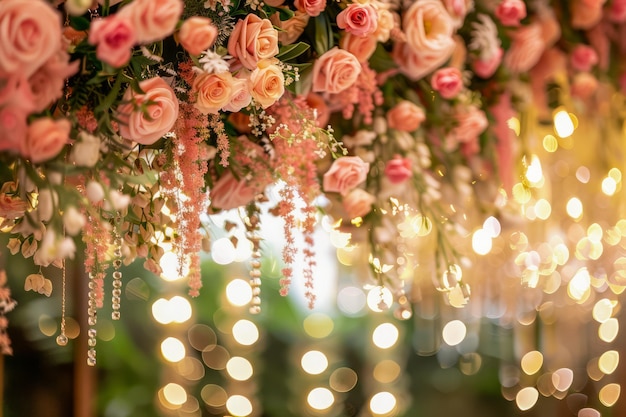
top-left (0, 0), bottom-right (625, 358)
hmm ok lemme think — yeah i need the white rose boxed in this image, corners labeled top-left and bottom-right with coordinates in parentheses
top-left (70, 132), bottom-right (101, 167)
top-left (63, 206), bottom-right (86, 236)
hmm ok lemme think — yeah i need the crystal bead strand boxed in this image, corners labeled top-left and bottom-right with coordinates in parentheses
top-left (56, 259), bottom-right (68, 346)
top-left (246, 213), bottom-right (262, 314)
top-left (87, 272), bottom-right (98, 366)
top-left (111, 214), bottom-right (123, 321)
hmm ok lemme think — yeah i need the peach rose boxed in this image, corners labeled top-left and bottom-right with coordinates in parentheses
top-left (193, 72), bottom-right (234, 114)
top-left (392, 40), bottom-right (455, 81)
top-left (22, 118), bottom-right (71, 164)
top-left (0, 0), bottom-right (62, 77)
top-left (452, 105), bottom-right (488, 146)
top-left (118, 0), bottom-right (183, 44)
top-left (343, 188), bottom-right (376, 219)
top-left (387, 100), bottom-right (425, 132)
top-left (384, 156), bottom-right (412, 184)
top-left (336, 3), bottom-right (378, 37)
top-left (222, 77), bottom-right (252, 112)
top-left (571, 72), bottom-right (599, 99)
top-left (117, 77), bottom-right (179, 145)
top-left (403, 0), bottom-right (456, 60)
top-left (29, 49), bottom-right (79, 112)
top-left (0, 76), bottom-right (36, 154)
top-left (210, 171), bottom-right (261, 210)
top-left (431, 67), bottom-right (463, 99)
top-left (323, 156), bottom-right (369, 195)
top-left (494, 0), bottom-right (527, 26)
top-left (228, 14), bottom-right (279, 70)
top-left (472, 47), bottom-right (503, 78)
top-left (442, 0), bottom-right (472, 28)
top-left (178, 17), bottom-right (218, 56)
top-left (372, 5), bottom-right (395, 42)
top-left (88, 15), bottom-right (136, 68)
top-left (312, 48), bottom-right (361, 94)
top-left (272, 10), bottom-right (310, 45)
top-left (0, 182), bottom-right (28, 219)
top-left (340, 32), bottom-right (378, 63)
top-left (249, 60), bottom-right (285, 109)
top-left (570, 45), bottom-right (598, 72)
top-left (294, 0), bottom-right (326, 16)
top-left (571, 0), bottom-right (606, 29)
top-left (503, 23), bottom-right (545, 73)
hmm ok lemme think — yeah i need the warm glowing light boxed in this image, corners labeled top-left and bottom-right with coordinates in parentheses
top-left (372, 323), bottom-right (399, 349)
top-left (482, 216), bottom-right (501, 238)
top-left (609, 167), bottom-right (622, 182)
top-left (329, 368), bottom-right (358, 392)
top-left (554, 110), bottom-right (575, 138)
top-left (226, 357), bottom-right (254, 381)
top-left (163, 383), bottom-right (187, 406)
top-left (367, 286), bottom-right (393, 312)
top-left (593, 299), bottom-right (613, 323)
top-left (303, 313), bottom-right (334, 338)
top-left (211, 238), bottom-right (236, 265)
top-left (534, 199), bottom-right (552, 220)
top-left (200, 384), bottom-right (227, 408)
top-left (521, 351), bottom-right (543, 375)
top-left (337, 286), bottom-right (366, 316)
top-left (578, 408), bottom-right (601, 417)
top-left (301, 350), bottom-right (328, 375)
top-left (576, 166), bottom-right (591, 183)
top-left (568, 268), bottom-right (591, 301)
top-left (552, 368), bottom-right (574, 391)
top-left (472, 229), bottom-right (492, 255)
top-left (169, 296), bottom-right (192, 323)
top-left (525, 155), bottom-right (543, 184)
top-left (442, 320), bottom-right (467, 346)
top-left (226, 395), bottom-right (253, 417)
top-left (599, 383), bottom-right (621, 407)
top-left (370, 392), bottom-right (397, 415)
top-left (602, 177), bottom-right (617, 196)
top-left (512, 183), bottom-right (531, 204)
top-left (516, 387), bottom-right (539, 411)
top-left (161, 337), bottom-right (186, 362)
top-left (599, 318), bottom-right (619, 343)
top-left (232, 320), bottom-right (259, 345)
top-left (225, 279), bottom-right (253, 307)
top-left (159, 251), bottom-right (189, 281)
top-left (307, 388), bottom-right (334, 410)
top-left (599, 350), bottom-right (619, 375)
top-left (543, 134), bottom-right (558, 152)
top-left (373, 360), bottom-right (401, 383)
top-left (566, 197), bottom-right (583, 219)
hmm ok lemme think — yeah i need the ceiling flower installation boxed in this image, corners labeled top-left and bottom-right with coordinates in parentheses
top-left (1, 0), bottom-right (626, 414)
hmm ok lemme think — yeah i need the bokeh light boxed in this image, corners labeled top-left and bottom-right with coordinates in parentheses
top-left (301, 350), bottom-right (328, 375)
top-left (307, 387), bottom-right (334, 411)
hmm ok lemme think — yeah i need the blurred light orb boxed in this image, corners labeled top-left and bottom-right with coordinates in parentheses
top-left (366, 287), bottom-right (393, 312)
top-left (525, 155), bottom-right (543, 183)
top-left (337, 286), bottom-right (366, 316)
top-left (472, 229), bottom-right (492, 255)
top-left (442, 320), bottom-right (467, 346)
top-left (599, 351), bottom-right (619, 375)
top-left (307, 387), bottom-right (334, 411)
top-left (152, 298), bottom-right (171, 324)
top-left (211, 238), bottom-right (236, 265)
top-left (521, 351), bottom-right (543, 375)
top-left (482, 216), bottom-right (501, 238)
top-left (370, 392), bottom-right (397, 415)
top-left (301, 350), bottom-right (328, 375)
top-left (169, 296), bottom-right (192, 323)
top-left (566, 197), bottom-right (583, 220)
top-left (161, 337), bottom-right (186, 362)
top-left (226, 279), bottom-right (253, 307)
top-left (599, 319), bottom-right (619, 343)
top-left (599, 383), bottom-right (621, 407)
top-left (163, 383), bottom-right (187, 406)
top-left (552, 368), bottom-right (574, 391)
top-left (554, 110), bottom-right (575, 138)
top-left (372, 323), bottom-right (399, 349)
top-left (226, 356), bottom-right (253, 381)
top-left (232, 320), bottom-right (259, 345)
top-left (516, 387), bottom-right (539, 411)
top-left (303, 313), bottom-right (334, 338)
top-left (602, 177), bottom-right (617, 196)
top-left (592, 299), bottom-right (614, 323)
top-left (160, 251), bottom-right (189, 281)
top-left (226, 395), bottom-right (253, 417)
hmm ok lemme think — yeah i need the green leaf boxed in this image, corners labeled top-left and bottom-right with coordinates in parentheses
top-left (276, 42), bottom-right (310, 62)
top-left (70, 16), bottom-right (91, 31)
top-left (275, 6), bottom-right (295, 21)
top-left (95, 74), bottom-right (124, 114)
top-left (313, 14), bottom-right (332, 56)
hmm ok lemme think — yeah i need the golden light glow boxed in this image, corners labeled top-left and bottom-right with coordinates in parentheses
top-left (301, 350), bottom-right (328, 375)
top-left (515, 387), bottom-right (539, 411)
top-left (442, 320), bottom-right (467, 346)
top-left (566, 197), bottom-right (583, 220)
top-left (472, 229), bottom-right (492, 255)
top-left (602, 177), bottom-right (617, 196)
top-left (373, 360), bottom-right (401, 383)
top-left (599, 383), bottom-right (621, 407)
top-left (225, 279), bottom-right (253, 307)
top-left (543, 134), bottom-right (558, 152)
top-left (303, 313), bottom-right (334, 338)
top-left (525, 155), bottom-right (543, 184)
top-left (553, 110), bottom-right (575, 138)
top-left (552, 368), bottom-right (574, 391)
top-left (520, 351), bottom-right (543, 375)
top-left (200, 384), bottom-right (227, 408)
top-left (372, 323), bottom-right (399, 349)
top-left (592, 299), bottom-right (614, 323)
top-left (367, 286), bottom-right (393, 312)
top-left (370, 392), bottom-right (397, 415)
top-left (163, 383), bottom-right (187, 406)
top-left (482, 216), bottom-right (501, 238)
top-left (161, 337), bottom-right (186, 362)
top-left (159, 251), bottom-right (189, 281)
top-left (226, 395), bottom-right (253, 417)
top-left (152, 296), bottom-right (192, 324)
top-left (598, 350), bottom-right (619, 375)
top-left (211, 237), bottom-right (236, 265)
top-left (534, 199), bottom-right (552, 220)
top-left (578, 408), bottom-right (601, 417)
top-left (232, 320), bottom-right (259, 345)
top-left (599, 318), bottom-right (619, 343)
top-left (307, 388), bottom-right (334, 411)
top-left (226, 356), bottom-right (253, 381)
top-left (337, 286), bottom-right (366, 316)
top-left (568, 268), bottom-right (591, 301)
top-left (329, 368), bottom-right (358, 392)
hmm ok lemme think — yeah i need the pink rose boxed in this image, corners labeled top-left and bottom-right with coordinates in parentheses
top-left (571, 72), bottom-right (599, 99)
top-left (323, 156), bottom-right (369, 195)
top-left (339, 32), bottom-right (378, 63)
top-left (22, 118), bottom-right (71, 164)
top-left (442, 0), bottom-right (472, 28)
top-left (431, 67), bottom-right (463, 99)
top-left (342, 188), bottom-right (376, 219)
top-left (570, 44), bottom-right (598, 72)
top-left (29, 49), bottom-right (79, 112)
top-left (0, 0), bottom-right (62, 78)
top-left (249, 60), bottom-right (285, 109)
top-left (118, 0), bottom-right (183, 44)
top-left (228, 14), bottom-right (279, 70)
top-left (0, 77), bottom-right (36, 154)
top-left (222, 77), bottom-right (252, 113)
top-left (384, 156), bottom-right (412, 184)
top-left (178, 17), bottom-right (218, 56)
top-left (272, 10), bottom-right (310, 45)
top-left (494, 0), bottom-right (527, 27)
top-left (193, 72), bottom-right (234, 114)
top-left (117, 77), bottom-right (179, 145)
top-left (571, 0), bottom-right (607, 29)
top-left (609, 0), bottom-right (626, 22)
top-left (294, 0), bottom-right (326, 17)
top-left (372, 6), bottom-right (395, 42)
top-left (210, 171), bottom-right (262, 210)
top-left (452, 105), bottom-right (488, 148)
top-left (312, 48), bottom-right (361, 94)
top-left (88, 15), bottom-right (136, 68)
top-left (402, 0), bottom-right (456, 69)
top-left (472, 47), bottom-right (503, 78)
top-left (336, 3), bottom-right (378, 37)
top-left (503, 23), bottom-right (546, 73)
top-left (386, 100), bottom-right (425, 132)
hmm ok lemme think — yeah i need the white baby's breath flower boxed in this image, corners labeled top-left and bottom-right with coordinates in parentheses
top-left (198, 50), bottom-right (231, 74)
top-left (469, 14), bottom-right (500, 61)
